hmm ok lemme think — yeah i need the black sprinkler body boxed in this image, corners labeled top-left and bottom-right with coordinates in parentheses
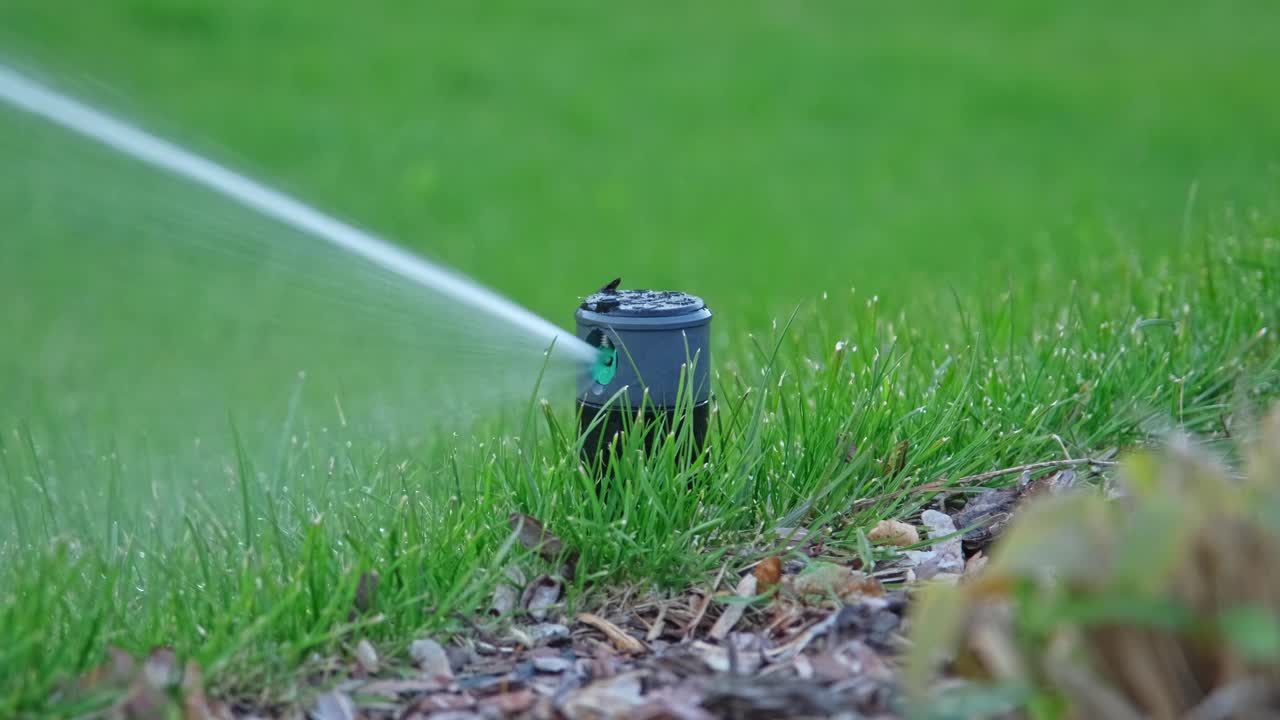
top-left (575, 284), bottom-right (712, 470)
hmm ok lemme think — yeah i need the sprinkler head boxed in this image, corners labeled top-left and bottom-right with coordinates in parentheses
top-left (575, 282), bottom-right (712, 472)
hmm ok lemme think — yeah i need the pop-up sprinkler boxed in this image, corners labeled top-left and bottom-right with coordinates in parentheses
top-left (575, 280), bottom-right (712, 469)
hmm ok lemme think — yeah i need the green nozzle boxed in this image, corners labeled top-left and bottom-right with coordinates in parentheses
top-left (592, 344), bottom-right (617, 385)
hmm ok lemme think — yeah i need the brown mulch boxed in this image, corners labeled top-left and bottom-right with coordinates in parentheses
top-left (71, 463), bottom-right (1105, 720)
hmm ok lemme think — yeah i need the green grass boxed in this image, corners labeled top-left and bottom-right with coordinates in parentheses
top-left (2, 1), bottom-right (1280, 715)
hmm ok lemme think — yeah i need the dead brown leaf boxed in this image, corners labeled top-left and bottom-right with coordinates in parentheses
top-left (354, 571), bottom-right (379, 615)
top-left (509, 513), bottom-right (581, 582)
top-left (754, 556), bottom-right (783, 590)
top-left (509, 513), bottom-right (564, 557)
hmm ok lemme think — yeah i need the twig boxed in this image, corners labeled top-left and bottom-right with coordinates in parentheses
top-left (645, 601), bottom-right (668, 642)
top-left (952, 457), bottom-right (1116, 485)
top-left (851, 457), bottom-right (1118, 510)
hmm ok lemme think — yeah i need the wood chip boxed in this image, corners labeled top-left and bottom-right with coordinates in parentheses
top-left (576, 613), bottom-right (647, 654)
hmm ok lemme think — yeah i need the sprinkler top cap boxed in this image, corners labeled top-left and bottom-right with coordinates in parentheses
top-left (580, 289), bottom-right (705, 318)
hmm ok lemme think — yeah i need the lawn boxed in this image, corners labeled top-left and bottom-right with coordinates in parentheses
top-left (1, 1), bottom-right (1279, 715)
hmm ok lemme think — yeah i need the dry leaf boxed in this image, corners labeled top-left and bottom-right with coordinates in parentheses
top-left (410, 638), bottom-right (453, 679)
top-left (965, 551), bottom-right (989, 577)
top-left (709, 575), bottom-right (758, 640)
top-left (354, 571), bottom-right (379, 615)
top-left (312, 691), bottom-right (356, 720)
top-left (577, 613), bottom-right (647, 654)
top-left (354, 639), bottom-right (379, 675)
top-left (692, 634), bottom-right (764, 674)
top-left (754, 556), bottom-right (783, 589)
top-left (490, 583), bottom-right (518, 617)
top-left (521, 575), bottom-right (562, 621)
top-left (509, 513), bottom-right (565, 558)
top-left (561, 673), bottom-right (645, 720)
top-left (868, 519), bottom-right (920, 547)
top-left (792, 562), bottom-right (881, 601)
top-left (143, 648), bottom-right (179, 690)
top-left (180, 661), bottom-right (232, 720)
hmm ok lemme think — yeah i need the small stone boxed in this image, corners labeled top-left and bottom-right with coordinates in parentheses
top-left (528, 623), bottom-right (571, 644)
top-left (410, 638), bottom-right (453, 678)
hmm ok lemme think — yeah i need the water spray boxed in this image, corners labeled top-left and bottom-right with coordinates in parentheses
top-left (0, 64), bottom-right (595, 366)
top-left (575, 281), bottom-right (712, 469)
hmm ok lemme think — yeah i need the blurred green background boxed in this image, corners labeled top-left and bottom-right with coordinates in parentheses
top-left (4, 0), bottom-right (1278, 326)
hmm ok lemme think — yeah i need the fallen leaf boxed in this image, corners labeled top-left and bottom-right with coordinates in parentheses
top-left (868, 519), bottom-right (920, 547)
top-left (143, 648), bottom-right (179, 690)
top-left (965, 551), bottom-right (989, 577)
top-left (484, 688), bottom-right (538, 714)
top-left (832, 602), bottom-right (902, 651)
top-left (709, 575), bottom-right (758, 640)
top-left (560, 673), bottom-right (645, 720)
top-left (79, 646), bottom-right (137, 691)
top-left (312, 691), bottom-right (356, 720)
top-left (791, 562), bottom-right (880, 601)
top-left (949, 488), bottom-right (1019, 553)
top-left (509, 513), bottom-right (565, 558)
top-left (354, 639), bottom-right (379, 675)
top-left (632, 686), bottom-right (719, 720)
top-left (410, 638), bottom-right (453, 679)
top-left (754, 556), bottom-right (783, 590)
top-left (490, 583), bottom-right (519, 617)
top-left (181, 661), bottom-right (232, 720)
top-left (522, 575), bottom-right (562, 621)
top-left (692, 634), bottom-right (764, 674)
top-left (1026, 468), bottom-right (1079, 497)
top-left (577, 613), bottom-right (647, 654)
top-left (354, 571), bottom-right (379, 615)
